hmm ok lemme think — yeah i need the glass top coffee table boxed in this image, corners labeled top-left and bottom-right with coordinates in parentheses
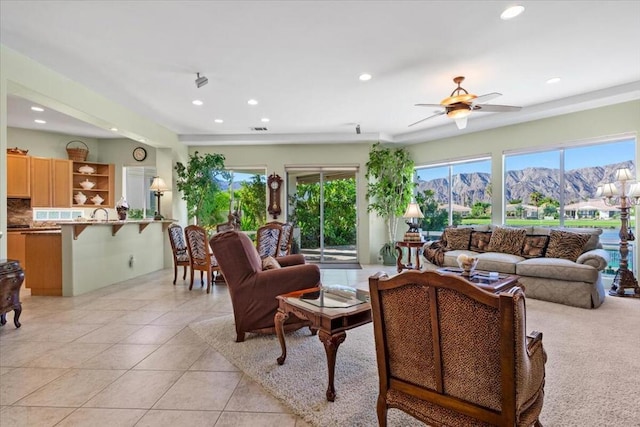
top-left (274, 286), bottom-right (371, 402)
top-left (436, 267), bottom-right (521, 293)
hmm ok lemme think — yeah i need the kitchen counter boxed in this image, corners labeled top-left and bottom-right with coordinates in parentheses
top-left (59, 220), bottom-right (173, 296)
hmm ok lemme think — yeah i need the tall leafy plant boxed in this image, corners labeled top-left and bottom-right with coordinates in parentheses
top-left (174, 151), bottom-right (229, 229)
top-left (365, 142), bottom-right (415, 260)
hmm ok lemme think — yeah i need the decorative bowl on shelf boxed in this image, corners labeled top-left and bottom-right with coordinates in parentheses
top-left (457, 254), bottom-right (479, 277)
top-left (79, 179), bottom-right (95, 190)
top-left (91, 194), bottom-right (104, 205)
top-left (74, 192), bottom-right (87, 205)
top-left (78, 165), bottom-right (96, 174)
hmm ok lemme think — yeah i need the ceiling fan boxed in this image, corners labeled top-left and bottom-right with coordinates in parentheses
top-left (409, 76), bottom-right (522, 129)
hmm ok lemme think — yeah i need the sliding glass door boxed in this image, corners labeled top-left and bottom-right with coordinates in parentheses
top-left (286, 168), bottom-right (358, 264)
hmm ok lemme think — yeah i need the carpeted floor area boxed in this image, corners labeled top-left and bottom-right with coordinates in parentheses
top-left (189, 295), bottom-right (640, 427)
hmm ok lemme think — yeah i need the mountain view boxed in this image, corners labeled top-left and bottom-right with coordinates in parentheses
top-left (416, 161), bottom-right (635, 205)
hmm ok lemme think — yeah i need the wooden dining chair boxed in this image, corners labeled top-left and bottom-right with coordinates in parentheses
top-left (167, 223), bottom-right (190, 285)
top-left (184, 225), bottom-right (222, 293)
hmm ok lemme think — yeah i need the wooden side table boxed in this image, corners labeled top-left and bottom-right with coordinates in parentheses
top-left (395, 240), bottom-right (425, 273)
top-left (0, 259), bottom-right (24, 328)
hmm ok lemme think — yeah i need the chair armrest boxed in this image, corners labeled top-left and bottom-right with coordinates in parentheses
top-left (275, 254), bottom-right (306, 267)
top-left (256, 263), bottom-right (321, 294)
top-left (576, 248), bottom-right (610, 271)
top-left (526, 330), bottom-right (544, 358)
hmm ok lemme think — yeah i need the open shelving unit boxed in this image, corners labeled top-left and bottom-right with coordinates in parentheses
top-left (72, 161), bottom-right (115, 208)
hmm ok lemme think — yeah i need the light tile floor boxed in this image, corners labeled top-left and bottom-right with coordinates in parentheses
top-left (0, 264), bottom-right (397, 426)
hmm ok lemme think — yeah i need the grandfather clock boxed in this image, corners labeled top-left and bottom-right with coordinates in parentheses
top-left (267, 173), bottom-right (283, 219)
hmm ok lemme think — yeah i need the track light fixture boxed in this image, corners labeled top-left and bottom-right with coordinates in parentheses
top-left (356, 124), bottom-right (361, 134)
top-left (195, 72), bottom-right (208, 88)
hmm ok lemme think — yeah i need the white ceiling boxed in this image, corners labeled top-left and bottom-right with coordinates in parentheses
top-left (1, 0), bottom-right (639, 146)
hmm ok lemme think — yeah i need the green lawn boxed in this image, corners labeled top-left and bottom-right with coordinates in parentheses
top-left (462, 218), bottom-right (625, 230)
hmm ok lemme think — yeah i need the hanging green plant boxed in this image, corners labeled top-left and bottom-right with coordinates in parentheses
top-left (174, 151), bottom-right (230, 228)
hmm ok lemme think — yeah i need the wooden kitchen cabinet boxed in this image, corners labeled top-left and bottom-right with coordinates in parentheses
top-left (7, 154), bottom-right (31, 198)
top-left (7, 231), bottom-right (27, 288)
top-left (30, 157), bottom-right (73, 207)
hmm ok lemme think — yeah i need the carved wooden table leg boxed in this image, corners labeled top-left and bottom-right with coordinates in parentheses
top-left (319, 330), bottom-right (347, 401)
top-left (0, 260), bottom-right (24, 329)
top-left (275, 309), bottom-right (289, 365)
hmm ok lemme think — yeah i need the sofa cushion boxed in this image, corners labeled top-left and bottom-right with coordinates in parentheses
top-left (470, 231), bottom-right (492, 252)
top-left (444, 227), bottom-right (472, 250)
top-left (532, 226), bottom-right (602, 252)
top-left (476, 252), bottom-right (524, 274)
top-left (545, 230), bottom-right (591, 262)
top-left (516, 257), bottom-right (599, 283)
top-left (521, 235), bottom-right (549, 258)
top-left (488, 226), bottom-right (527, 255)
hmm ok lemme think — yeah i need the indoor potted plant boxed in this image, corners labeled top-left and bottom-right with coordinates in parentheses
top-left (365, 142), bottom-right (415, 265)
top-left (174, 151), bottom-right (230, 229)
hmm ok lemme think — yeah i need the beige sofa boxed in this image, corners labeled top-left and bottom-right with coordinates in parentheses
top-left (422, 225), bottom-right (610, 309)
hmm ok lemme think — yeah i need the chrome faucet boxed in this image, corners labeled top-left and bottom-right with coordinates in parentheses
top-left (91, 207), bottom-right (109, 221)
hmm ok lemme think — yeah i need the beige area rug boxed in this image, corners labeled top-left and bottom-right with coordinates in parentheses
top-left (189, 297), bottom-right (640, 426)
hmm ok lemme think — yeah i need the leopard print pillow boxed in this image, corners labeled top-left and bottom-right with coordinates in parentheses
top-left (488, 227), bottom-right (527, 255)
top-left (443, 228), bottom-right (472, 251)
top-left (545, 230), bottom-right (590, 261)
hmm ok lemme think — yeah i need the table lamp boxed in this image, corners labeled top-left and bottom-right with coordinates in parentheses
top-left (403, 201), bottom-right (424, 241)
top-left (150, 176), bottom-right (170, 220)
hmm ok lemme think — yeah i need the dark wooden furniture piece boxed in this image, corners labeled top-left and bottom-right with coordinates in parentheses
top-left (369, 270), bottom-right (546, 427)
top-left (395, 240), bottom-right (425, 273)
top-left (274, 286), bottom-right (372, 402)
top-left (436, 267), bottom-right (522, 294)
top-left (0, 259), bottom-right (24, 328)
top-left (184, 225), bottom-right (222, 293)
top-left (210, 231), bottom-right (320, 342)
top-left (167, 224), bottom-right (190, 285)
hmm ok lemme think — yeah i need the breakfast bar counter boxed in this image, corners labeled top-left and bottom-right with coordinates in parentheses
top-left (59, 220), bottom-right (173, 296)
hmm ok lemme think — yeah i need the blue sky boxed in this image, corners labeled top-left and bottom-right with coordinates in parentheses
top-left (416, 138), bottom-right (634, 181)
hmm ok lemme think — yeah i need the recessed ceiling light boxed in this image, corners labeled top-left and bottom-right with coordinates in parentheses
top-left (31, 106), bottom-right (44, 112)
top-left (192, 99), bottom-right (203, 106)
top-left (34, 119), bottom-right (46, 124)
top-left (110, 127), bottom-right (118, 131)
top-left (138, 138), bottom-right (146, 142)
top-left (247, 99), bottom-right (258, 106)
top-left (214, 119), bottom-right (224, 123)
top-left (546, 77), bottom-right (561, 84)
top-left (359, 73), bottom-right (372, 81)
top-left (261, 118), bottom-right (270, 123)
top-left (500, 5), bottom-right (524, 20)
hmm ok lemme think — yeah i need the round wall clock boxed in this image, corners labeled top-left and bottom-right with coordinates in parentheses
top-left (133, 146), bottom-right (147, 162)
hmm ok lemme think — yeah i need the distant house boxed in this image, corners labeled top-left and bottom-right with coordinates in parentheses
top-left (564, 199), bottom-right (620, 219)
top-left (505, 204), bottom-right (539, 219)
top-left (437, 203), bottom-right (471, 217)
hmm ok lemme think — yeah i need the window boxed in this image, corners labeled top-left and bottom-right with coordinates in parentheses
top-left (223, 169), bottom-right (266, 231)
top-left (123, 166), bottom-right (157, 219)
top-left (504, 137), bottom-right (636, 283)
top-left (415, 158), bottom-right (491, 238)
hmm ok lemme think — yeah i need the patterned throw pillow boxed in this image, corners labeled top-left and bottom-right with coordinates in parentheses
top-left (545, 230), bottom-right (590, 262)
top-left (521, 235), bottom-right (550, 258)
top-left (488, 227), bottom-right (527, 255)
top-left (469, 231), bottom-right (492, 252)
top-left (262, 256), bottom-right (281, 270)
top-left (443, 227), bottom-right (472, 251)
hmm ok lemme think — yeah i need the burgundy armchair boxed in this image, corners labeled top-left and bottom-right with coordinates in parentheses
top-left (210, 231), bottom-right (321, 342)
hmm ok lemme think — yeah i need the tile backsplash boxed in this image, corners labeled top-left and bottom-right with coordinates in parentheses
top-left (7, 199), bottom-right (32, 225)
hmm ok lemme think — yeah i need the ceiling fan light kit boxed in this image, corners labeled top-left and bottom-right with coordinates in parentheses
top-left (409, 76), bottom-right (522, 129)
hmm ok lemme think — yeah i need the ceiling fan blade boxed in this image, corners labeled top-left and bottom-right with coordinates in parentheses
top-left (472, 104), bottom-right (522, 112)
top-left (455, 117), bottom-right (468, 130)
top-left (472, 92), bottom-right (502, 105)
top-left (414, 103), bottom-right (445, 108)
top-left (408, 111), bottom-right (445, 127)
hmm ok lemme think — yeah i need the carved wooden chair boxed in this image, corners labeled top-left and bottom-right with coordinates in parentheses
top-left (184, 225), bottom-right (223, 293)
top-left (256, 221), bottom-right (283, 258)
top-left (369, 270), bottom-right (546, 427)
top-left (167, 223), bottom-right (190, 285)
top-left (277, 222), bottom-right (294, 257)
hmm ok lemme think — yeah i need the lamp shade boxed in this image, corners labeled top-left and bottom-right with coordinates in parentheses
top-left (150, 176), bottom-right (169, 192)
top-left (403, 202), bottom-right (424, 219)
top-left (615, 168), bottom-right (634, 182)
top-left (601, 183), bottom-right (619, 197)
